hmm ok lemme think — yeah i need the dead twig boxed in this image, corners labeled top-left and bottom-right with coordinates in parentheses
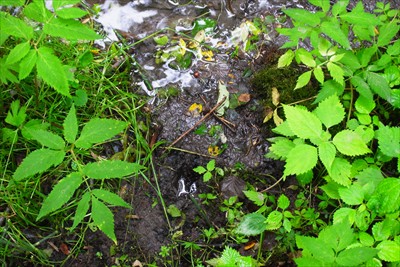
top-left (260, 176), bottom-right (284, 193)
top-left (165, 96), bottom-right (227, 149)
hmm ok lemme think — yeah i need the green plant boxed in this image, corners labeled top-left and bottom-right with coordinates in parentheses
top-left (0, 0), bottom-right (101, 97)
top-left (193, 159), bottom-right (224, 182)
top-left (7, 103), bottom-right (144, 244)
top-left (206, 246), bottom-right (257, 267)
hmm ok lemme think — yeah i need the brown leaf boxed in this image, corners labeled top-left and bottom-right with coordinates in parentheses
top-left (238, 93), bottom-right (251, 103)
top-left (263, 107), bottom-right (274, 123)
top-left (271, 87), bottom-right (280, 107)
top-left (60, 243), bottom-right (70, 255)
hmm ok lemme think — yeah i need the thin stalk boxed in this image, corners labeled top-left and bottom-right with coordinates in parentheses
top-left (188, 194), bottom-right (212, 228)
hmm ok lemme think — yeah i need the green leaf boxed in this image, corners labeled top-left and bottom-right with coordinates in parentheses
top-left (283, 8), bottom-right (321, 27)
top-left (333, 207), bottom-right (356, 225)
top-left (321, 182), bottom-right (342, 199)
top-left (56, 7), bottom-right (88, 19)
top-left (0, 12), bottom-right (33, 39)
top-left (313, 66), bottom-right (324, 84)
top-left (355, 95), bottom-right (375, 114)
top-left (284, 105), bottom-right (322, 140)
top-left (70, 191), bottom-right (90, 232)
top-left (243, 190), bottom-right (265, 206)
top-left (6, 41), bottom-right (30, 65)
top-left (366, 72), bottom-right (392, 103)
top-left (63, 104), bottom-right (78, 143)
top-left (338, 184), bottom-right (364, 205)
top-left (206, 159), bottom-right (215, 171)
top-left (377, 240), bottom-right (400, 262)
top-left (36, 46), bottom-right (70, 96)
top-left (327, 62), bottom-right (344, 85)
top-left (351, 76), bottom-right (373, 99)
top-left (23, 0), bottom-right (52, 23)
top-left (314, 94), bottom-right (345, 129)
top-left (43, 17), bottom-right (101, 41)
top-left (265, 210), bottom-right (283, 230)
top-left (83, 160), bottom-right (144, 179)
top-left (91, 197), bottom-right (117, 244)
top-left (295, 70), bottom-right (312, 89)
top-left (329, 157), bottom-right (351, 186)
top-left (319, 222), bottom-right (355, 252)
top-left (376, 125), bottom-right (400, 158)
top-left (193, 166), bottom-right (207, 174)
top-left (333, 130), bottom-right (371, 156)
top-left (377, 21), bottom-right (399, 47)
top-left (308, 0), bottom-right (330, 12)
top-left (359, 232), bottom-right (374, 247)
top-left (0, 0), bottom-right (25, 6)
top-left (368, 178), bottom-right (400, 215)
top-left (236, 213), bottom-right (267, 236)
top-left (296, 235), bottom-right (335, 263)
top-left (284, 144), bottom-right (318, 176)
top-left (318, 141), bottom-right (336, 171)
top-left (269, 138), bottom-right (295, 159)
top-left (272, 121), bottom-right (295, 137)
top-left (37, 172), bottom-right (83, 220)
top-left (28, 129), bottom-right (65, 150)
top-left (372, 219), bottom-right (392, 242)
top-left (278, 49), bottom-right (295, 68)
top-left (340, 9), bottom-right (381, 26)
top-left (13, 149), bottom-right (65, 181)
top-left (5, 100), bottom-right (26, 127)
top-left (297, 49), bottom-right (316, 67)
top-left (332, 0), bottom-right (349, 16)
top-left (19, 49), bottom-right (37, 80)
top-left (336, 247), bottom-right (378, 266)
top-left (321, 20), bottom-right (351, 49)
top-left (92, 189), bottom-right (130, 208)
top-left (52, 0), bottom-right (81, 10)
top-left (277, 194), bottom-right (290, 210)
top-left (75, 118), bottom-right (128, 149)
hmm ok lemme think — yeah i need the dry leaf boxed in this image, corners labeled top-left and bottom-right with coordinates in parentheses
top-left (132, 260), bottom-right (143, 267)
top-left (188, 103), bottom-right (203, 117)
top-left (208, 145), bottom-right (220, 156)
top-left (273, 109), bottom-right (283, 125)
top-left (202, 50), bottom-right (215, 61)
top-left (60, 243), bottom-right (70, 255)
top-left (238, 93), bottom-right (251, 103)
top-left (271, 87), bottom-right (280, 107)
top-left (178, 38), bottom-right (186, 55)
top-left (263, 107), bottom-right (274, 123)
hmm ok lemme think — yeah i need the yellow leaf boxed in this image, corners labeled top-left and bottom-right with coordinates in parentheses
top-left (202, 50), bottom-right (214, 61)
top-left (208, 145), bottom-right (220, 156)
top-left (179, 38), bottom-right (186, 55)
top-left (271, 87), bottom-right (280, 107)
top-left (263, 107), bottom-right (273, 123)
top-left (273, 109), bottom-right (283, 125)
top-left (188, 103), bottom-right (203, 117)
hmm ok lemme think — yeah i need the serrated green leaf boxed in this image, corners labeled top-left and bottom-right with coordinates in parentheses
top-left (297, 49), bottom-right (316, 67)
top-left (219, 246), bottom-right (241, 266)
top-left (314, 80), bottom-right (345, 104)
top-left (333, 207), bottom-right (356, 225)
top-left (376, 125), bottom-right (400, 158)
top-left (377, 21), bottom-right (399, 47)
top-left (284, 105), bottom-right (322, 140)
top-left (52, 0), bottom-right (81, 10)
top-left (206, 159), bottom-right (215, 171)
top-left (336, 247), bottom-right (378, 266)
top-left (319, 222), bottom-right (355, 252)
top-left (236, 213), bottom-right (267, 236)
top-left (321, 182), bottom-right (342, 200)
top-left (0, 0), bottom-right (25, 6)
top-left (338, 184), bottom-right (364, 205)
top-left (37, 172), bottom-right (82, 220)
top-left (23, 0), bottom-right (52, 23)
top-left (340, 9), bottom-right (381, 27)
top-left (70, 191), bottom-right (90, 232)
top-left (277, 194), bottom-right (290, 210)
top-left (243, 190), bottom-right (265, 206)
top-left (265, 210), bottom-right (283, 230)
top-left (0, 12), bottom-right (33, 39)
top-left (36, 46), bottom-right (70, 96)
top-left (278, 49), bottom-right (294, 68)
top-left (313, 66), bottom-right (324, 84)
top-left (5, 99), bottom-right (26, 127)
top-left (358, 45), bottom-right (377, 67)
top-left (366, 72), bottom-right (392, 103)
top-left (91, 197), bottom-right (117, 244)
top-left (92, 189), bottom-right (130, 208)
top-left (295, 70), bottom-right (312, 89)
top-left (272, 121), bottom-right (295, 137)
top-left (193, 166), bottom-right (206, 174)
top-left (329, 157), bottom-right (351, 186)
top-left (13, 149), bottom-right (65, 181)
top-left (372, 219), bottom-right (391, 242)
top-left (75, 118), bottom-right (128, 149)
top-left (308, 0), bottom-right (330, 12)
top-left (377, 240), bottom-right (400, 262)
top-left (63, 104), bottom-right (78, 143)
top-left (83, 160), bottom-right (144, 179)
top-left (327, 62), bottom-right (344, 85)
top-left (351, 76), bottom-right (373, 99)
top-left (283, 218), bottom-right (292, 232)
top-left (269, 138), bottom-right (295, 160)
top-left (19, 49), bottom-right (37, 80)
top-left (284, 144), bottom-right (318, 176)
top-left (283, 8), bottom-right (321, 27)
top-left (368, 178), bottom-right (400, 215)
top-left (6, 41), bottom-right (30, 65)
top-left (333, 130), bottom-right (371, 156)
top-left (318, 142), bottom-right (336, 171)
top-left (21, 120), bottom-right (50, 140)
top-left (359, 232), bottom-right (374, 247)
top-left (355, 95), bottom-right (375, 114)
top-left (43, 17), bottom-right (101, 41)
top-left (296, 235), bottom-right (335, 262)
top-left (321, 20), bottom-right (350, 49)
top-left (28, 129), bottom-right (65, 150)
top-left (56, 7), bottom-right (88, 19)
top-left (314, 94), bottom-right (345, 129)
top-left (332, 0), bottom-right (349, 16)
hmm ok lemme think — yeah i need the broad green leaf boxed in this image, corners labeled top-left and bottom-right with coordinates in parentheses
top-left (91, 197), bottom-right (117, 244)
top-left (340, 10), bottom-right (381, 27)
top-left (75, 118), bottom-right (128, 149)
top-left (376, 125), bottom-right (400, 158)
top-left (5, 100), bottom-right (26, 127)
top-left (283, 8), bottom-right (321, 27)
top-left (329, 157), bottom-right (351, 186)
top-left (6, 41), bottom-right (30, 65)
top-left (333, 207), bottom-right (356, 225)
top-left (284, 105), bottom-right (322, 140)
top-left (243, 190), bottom-right (265, 206)
top-left (377, 240), bottom-right (400, 262)
top-left (269, 138), bottom-right (295, 159)
top-left (327, 62), bottom-right (344, 85)
top-left (13, 149), bottom-right (65, 181)
top-left (308, 0), bottom-right (330, 12)
top-left (219, 246), bottom-right (241, 266)
top-left (295, 257), bottom-right (325, 267)
top-left (63, 104), bottom-right (78, 143)
top-left (295, 70), bottom-right (312, 89)
top-left (387, 40), bottom-right (400, 56)
top-left (43, 18), bottom-right (101, 41)
top-left (272, 121), bottom-right (295, 137)
top-left (372, 219), bottom-right (392, 242)
top-left (297, 49), bottom-right (316, 67)
top-left (366, 72), bottom-right (392, 103)
top-left (53, 0), bottom-right (81, 10)
top-left (314, 94), bottom-right (345, 129)
top-left (355, 95), bottom-right (375, 114)
top-left (37, 172), bottom-right (82, 220)
top-left (283, 218), bottom-right (292, 233)
top-left (0, 12), bottom-right (33, 39)
top-left (355, 209), bottom-right (371, 231)
top-left (319, 222), bottom-right (354, 252)
top-left (338, 184), bottom-right (364, 205)
top-left (206, 159), bottom-right (215, 171)
top-left (265, 210), bottom-right (283, 230)
top-left (277, 194), bottom-right (290, 210)
top-left (314, 80), bottom-right (345, 103)
top-left (359, 232), bottom-right (374, 247)
top-left (28, 129), bottom-right (65, 150)
top-left (236, 213), bottom-right (267, 236)
top-left (0, 0), bottom-right (25, 6)
top-left (358, 45), bottom-right (377, 67)
top-left (92, 189), bottom-right (130, 208)
top-left (284, 144), bottom-right (318, 176)
top-left (56, 7), bottom-right (88, 19)
top-left (278, 49), bottom-right (294, 68)
top-left (21, 120), bottom-right (50, 140)
top-left (332, 0), bottom-right (349, 16)
top-left (19, 49), bottom-right (37, 80)
top-left (70, 191), bottom-right (90, 231)
top-left (336, 247), bottom-right (378, 266)
top-left (36, 46), bottom-right (70, 96)
top-left (318, 142), bottom-right (336, 171)
top-left (321, 20), bottom-right (350, 49)
top-left (23, 0), bottom-right (52, 23)
top-left (321, 182), bottom-right (342, 199)
top-left (313, 66), bottom-right (324, 84)
top-left (333, 130), bottom-right (371, 156)
top-left (193, 166), bottom-right (207, 174)
top-left (351, 76), bottom-right (373, 99)
top-left (368, 178), bottom-right (400, 215)
top-left (296, 235), bottom-right (335, 263)
top-left (83, 160), bottom-right (144, 179)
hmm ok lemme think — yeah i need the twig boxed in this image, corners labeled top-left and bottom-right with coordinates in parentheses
top-left (165, 96), bottom-right (227, 149)
top-left (163, 146), bottom-right (215, 158)
top-left (260, 176), bottom-right (284, 193)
